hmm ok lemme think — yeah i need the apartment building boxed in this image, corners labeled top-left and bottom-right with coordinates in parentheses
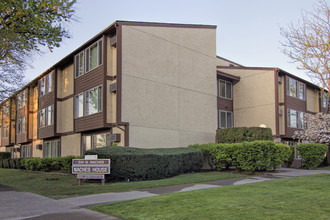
top-left (0, 21), bottom-right (327, 159)
top-left (216, 56), bottom-right (328, 144)
top-left (0, 21), bottom-right (217, 158)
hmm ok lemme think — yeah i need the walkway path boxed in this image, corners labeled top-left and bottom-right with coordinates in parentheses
top-left (1, 168), bottom-right (330, 220)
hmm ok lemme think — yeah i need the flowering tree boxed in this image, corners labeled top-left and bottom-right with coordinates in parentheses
top-left (280, 0), bottom-right (330, 113)
top-left (293, 113), bottom-right (330, 163)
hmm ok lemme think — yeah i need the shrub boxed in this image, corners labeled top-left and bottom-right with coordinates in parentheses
top-left (296, 143), bottom-right (328, 169)
top-left (0, 152), bottom-right (11, 160)
top-left (20, 156), bottom-right (80, 173)
top-left (216, 127), bottom-right (273, 143)
top-left (189, 141), bottom-right (291, 173)
top-left (85, 146), bottom-right (203, 181)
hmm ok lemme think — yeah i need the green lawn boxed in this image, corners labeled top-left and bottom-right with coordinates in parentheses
top-left (0, 168), bottom-right (245, 199)
top-left (90, 174), bottom-right (330, 220)
top-left (315, 166), bottom-right (330, 170)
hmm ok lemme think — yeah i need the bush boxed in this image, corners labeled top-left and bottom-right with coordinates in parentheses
top-left (0, 152), bottom-right (11, 160)
top-left (20, 156), bottom-right (80, 173)
top-left (85, 146), bottom-right (203, 181)
top-left (216, 127), bottom-right (273, 143)
top-left (189, 141), bottom-right (291, 173)
top-left (296, 143), bottom-right (328, 169)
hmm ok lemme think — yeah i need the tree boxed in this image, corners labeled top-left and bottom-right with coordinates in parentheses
top-left (0, 0), bottom-right (76, 102)
top-left (280, 0), bottom-right (330, 112)
top-left (293, 113), bottom-right (330, 163)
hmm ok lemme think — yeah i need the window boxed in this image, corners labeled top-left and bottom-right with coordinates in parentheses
top-left (16, 117), bottom-right (26, 134)
top-left (44, 140), bottom-right (60, 158)
top-left (287, 77), bottom-right (305, 100)
top-left (40, 77), bottom-right (45, 96)
top-left (287, 109), bottom-right (304, 129)
top-left (75, 93), bottom-right (84, 118)
top-left (218, 110), bottom-right (233, 128)
top-left (82, 132), bottom-right (110, 154)
top-left (75, 51), bottom-right (84, 78)
top-left (17, 93), bottom-right (22, 110)
top-left (218, 79), bottom-right (232, 99)
top-left (85, 86), bottom-right (102, 115)
top-left (47, 105), bottom-right (54, 126)
top-left (21, 145), bottom-right (32, 158)
top-left (46, 71), bottom-right (54, 93)
top-left (39, 108), bottom-right (46, 128)
top-left (39, 72), bottom-right (54, 97)
top-left (39, 105), bottom-right (54, 128)
top-left (4, 125), bottom-right (9, 137)
top-left (85, 40), bottom-right (102, 72)
top-left (321, 93), bottom-right (327, 108)
top-left (299, 83), bottom-right (305, 100)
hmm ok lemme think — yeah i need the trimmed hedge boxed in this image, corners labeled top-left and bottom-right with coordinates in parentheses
top-left (20, 156), bottom-right (79, 173)
top-left (0, 158), bottom-right (22, 169)
top-left (0, 152), bottom-right (11, 160)
top-left (0, 156), bottom-right (80, 173)
top-left (189, 141), bottom-right (291, 173)
top-left (216, 127), bottom-right (273, 143)
top-left (85, 146), bottom-right (203, 181)
top-left (296, 143), bottom-right (328, 169)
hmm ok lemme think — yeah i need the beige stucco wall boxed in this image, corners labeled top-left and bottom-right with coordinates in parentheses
top-left (107, 36), bottom-right (117, 77)
top-left (61, 133), bottom-right (81, 156)
top-left (57, 64), bottom-right (74, 99)
top-left (121, 25), bottom-right (217, 148)
top-left (278, 76), bottom-right (285, 103)
top-left (106, 80), bottom-right (117, 123)
top-left (32, 140), bottom-right (43, 158)
top-left (306, 87), bottom-right (319, 113)
top-left (218, 68), bottom-right (277, 135)
top-left (57, 99), bottom-right (74, 133)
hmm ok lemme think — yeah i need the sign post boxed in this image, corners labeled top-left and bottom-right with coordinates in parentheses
top-left (72, 156), bottom-right (110, 185)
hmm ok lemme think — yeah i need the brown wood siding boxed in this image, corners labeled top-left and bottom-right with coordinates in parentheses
top-left (284, 94), bottom-right (306, 138)
top-left (16, 133), bottom-right (28, 144)
top-left (286, 96), bottom-right (306, 112)
top-left (75, 66), bottom-right (104, 94)
top-left (39, 91), bottom-right (55, 109)
top-left (74, 112), bottom-right (104, 132)
top-left (38, 125), bottom-right (55, 139)
top-left (217, 97), bottom-right (233, 112)
top-left (286, 127), bottom-right (301, 139)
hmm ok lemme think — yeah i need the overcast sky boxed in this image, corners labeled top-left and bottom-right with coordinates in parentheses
top-left (23, 0), bottom-right (323, 83)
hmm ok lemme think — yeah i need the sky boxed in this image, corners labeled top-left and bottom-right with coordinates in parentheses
top-left (23, 0), bottom-right (325, 83)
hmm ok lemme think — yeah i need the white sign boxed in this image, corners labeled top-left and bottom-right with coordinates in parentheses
top-left (84, 155), bottom-right (98, 159)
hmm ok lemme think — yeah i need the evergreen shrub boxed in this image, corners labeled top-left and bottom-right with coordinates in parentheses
top-left (296, 143), bottom-right (328, 169)
top-left (85, 146), bottom-right (203, 181)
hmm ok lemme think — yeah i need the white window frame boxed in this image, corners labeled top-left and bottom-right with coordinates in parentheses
top-left (218, 110), bottom-right (233, 129)
top-left (287, 108), bottom-right (304, 129)
top-left (218, 79), bottom-right (232, 100)
top-left (85, 85), bottom-right (102, 116)
top-left (39, 105), bottom-right (54, 128)
top-left (81, 132), bottom-right (110, 155)
top-left (47, 105), bottom-right (54, 126)
top-left (21, 145), bottom-right (32, 158)
top-left (75, 51), bottom-right (84, 78)
top-left (321, 93), bottom-right (327, 108)
top-left (43, 140), bottom-right (60, 158)
top-left (287, 77), bottom-right (305, 100)
top-left (74, 93), bottom-right (84, 118)
top-left (39, 108), bottom-right (46, 128)
top-left (85, 39), bottom-right (103, 73)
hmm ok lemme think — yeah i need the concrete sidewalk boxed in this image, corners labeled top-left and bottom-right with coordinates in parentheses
top-left (1, 168), bottom-right (330, 220)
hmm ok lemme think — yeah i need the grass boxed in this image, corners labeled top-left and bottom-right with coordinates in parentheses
top-left (90, 174), bottom-right (330, 220)
top-left (0, 168), bottom-right (245, 199)
top-left (315, 165), bottom-right (330, 170)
